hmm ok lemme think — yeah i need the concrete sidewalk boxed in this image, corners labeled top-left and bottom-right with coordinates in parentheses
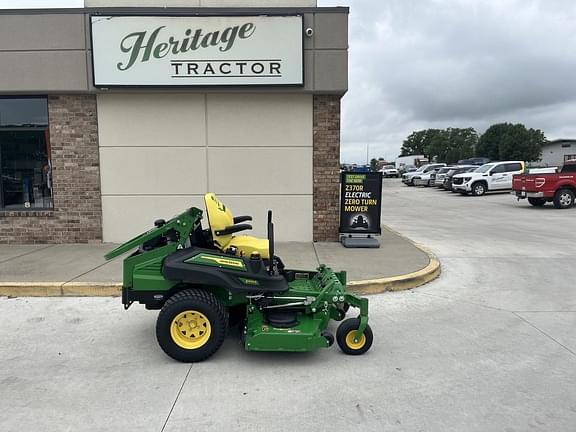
top-left (0, 226), bottom-right (439, 295)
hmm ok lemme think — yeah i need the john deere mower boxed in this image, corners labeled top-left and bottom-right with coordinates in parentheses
top-left (105, 193), bottom-right (373, 362)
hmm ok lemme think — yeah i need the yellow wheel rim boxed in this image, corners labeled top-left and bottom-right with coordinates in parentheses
top-left (345, 330), bottom-right (366, 350)
top-left (170, 310), bottom-right (212, 350)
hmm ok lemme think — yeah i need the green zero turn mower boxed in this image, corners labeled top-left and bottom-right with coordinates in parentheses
top-left (105, 193), bottom-right (373, 362)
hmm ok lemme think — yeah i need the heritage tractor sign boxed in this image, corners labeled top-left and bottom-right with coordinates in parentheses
top-left (90, 15), bottom-right (303, 86)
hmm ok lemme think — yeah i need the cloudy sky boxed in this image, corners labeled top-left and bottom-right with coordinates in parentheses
top-left (2, 0), bottom-right (575, 163)
top-left (319, 0), bottom-right (576, 163)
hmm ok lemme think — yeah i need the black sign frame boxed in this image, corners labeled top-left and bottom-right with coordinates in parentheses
top-left (339, 172), bottom-right (383, 235)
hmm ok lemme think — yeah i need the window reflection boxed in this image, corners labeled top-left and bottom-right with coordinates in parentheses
top-left (0, 97), bottom-right (52, 210)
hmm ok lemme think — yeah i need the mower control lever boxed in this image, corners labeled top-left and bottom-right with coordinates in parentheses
top-left (233, 215), bottom-right (252, 223)
top-left (267, 210), bottom-right (275, 275)
top-left (214, 223), bottom-right (252, 236)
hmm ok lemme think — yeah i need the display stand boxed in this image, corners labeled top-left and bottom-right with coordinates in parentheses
top-left (339, 172), bottom-right (383, 248)
top-left (341, 234), bottom-right (380, 248)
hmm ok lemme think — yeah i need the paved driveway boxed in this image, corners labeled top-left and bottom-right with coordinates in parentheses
top-left (1, 180), bottom-right (575, 432)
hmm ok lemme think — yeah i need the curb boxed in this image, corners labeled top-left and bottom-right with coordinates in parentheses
top-left (0, 227), bottom-right (440, 298)
top-left (347, 226), bottom-right (441, 295)
top-left (0, 282), bottom-right (122, 297)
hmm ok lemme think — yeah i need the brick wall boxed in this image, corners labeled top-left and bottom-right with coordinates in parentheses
top-left (0, 95), bottom-right (102, 243)
top-left (313, 95), bottom-right (341, 242)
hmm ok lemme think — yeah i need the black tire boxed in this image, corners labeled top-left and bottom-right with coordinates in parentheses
top-left (553, 188), bottom-right (575, 209)
top-left (322, 331), bottom-right (335, 347)
top-left (336, 318), bottom-right (373, 355)
top-left (471, 182), bottom-right (487, 196)
top-left (528, 197), bottom-right (546, 207)
top-left (156, 289), bottom-right (228, 363)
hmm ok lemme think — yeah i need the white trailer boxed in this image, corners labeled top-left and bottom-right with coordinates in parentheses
top-left (395, 155), bottom-right (428, 169)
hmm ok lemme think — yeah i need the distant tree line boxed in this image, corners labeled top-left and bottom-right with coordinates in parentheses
top-left (400, 123), bottom-right (546, 163)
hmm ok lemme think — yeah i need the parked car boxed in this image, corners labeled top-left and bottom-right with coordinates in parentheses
top-left (351, 165), bottom-right (370, 173)
top-left (380, 165), bottom-right (400, 178)
top-left (399, 165), bottom-right (417, 175)
top-left (442, 166), bottom-right (478, 191)
top-left (403, 163), bottom-right (446, 186)
top-left (414, 165), bottom-right (448, 187)
top-left (513, 160), bottom-right (576, 208)
top-left (452, 161), bottom-right (525, 196)
top-left (457, 157), bottom-right (491, 166)
top-left (430, 166), bottom-right (457, 187)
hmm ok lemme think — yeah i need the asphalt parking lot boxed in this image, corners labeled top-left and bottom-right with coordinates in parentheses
top-left (1, 179), bottom-right (575, 432)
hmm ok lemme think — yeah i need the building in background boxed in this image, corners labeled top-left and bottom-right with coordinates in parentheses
top-left (540, 139), bottom-right (576, 167)
top-left (0, 1), bottom-right (348, 244)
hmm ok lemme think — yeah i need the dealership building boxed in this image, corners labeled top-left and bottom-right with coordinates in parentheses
top-left (0, 1), bottom-right (348, 244)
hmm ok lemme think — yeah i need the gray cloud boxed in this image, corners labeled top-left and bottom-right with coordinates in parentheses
top-left (319, 0), bottom-right (576, 163)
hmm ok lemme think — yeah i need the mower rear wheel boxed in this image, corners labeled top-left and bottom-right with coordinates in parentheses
top-left (336, 318), bottom-right (373, 355)
top-left (156, 289), bottom-right (228, 363)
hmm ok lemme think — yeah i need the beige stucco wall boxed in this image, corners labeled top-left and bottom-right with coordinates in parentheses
top-left (98, 93), bottom-right (313, 242)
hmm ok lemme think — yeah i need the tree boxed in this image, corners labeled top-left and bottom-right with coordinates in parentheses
top-left (400, 129), bottom-right (443, 160)
top-left (443, 127), bottom-right (477, 164)
top-left (476, 123), bottom-right (509, 160)
top-left (478, 123), bottom-right (545, 162)
top-left (370, 158), bottom-right (379, 172)
top-left (401, 128), bottom-right (477, 164)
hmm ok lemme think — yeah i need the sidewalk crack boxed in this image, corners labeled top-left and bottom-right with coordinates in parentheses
top-left (311, 243), bottom-right (321, 267)
top-left (63, 260), bottom-right (113, 285)
top-left (0, 244), bottom-right (55, 265)
top-left (161, 364), bottom-right (193, 432)
top-left (513, 312), bottom-right (576, 358)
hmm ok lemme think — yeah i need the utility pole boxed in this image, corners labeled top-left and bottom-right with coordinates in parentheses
top-left (366, 143), bottom-right (369, 165)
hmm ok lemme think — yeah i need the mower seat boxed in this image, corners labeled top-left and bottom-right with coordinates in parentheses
top-left (204, 193), bottom-right (270, 259)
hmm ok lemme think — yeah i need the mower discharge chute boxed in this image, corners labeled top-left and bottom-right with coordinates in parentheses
top-left (105, 193), bottom-right (373, 362)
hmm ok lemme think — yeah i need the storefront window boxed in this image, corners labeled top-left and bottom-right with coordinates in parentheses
top-left (0, 97), bottom-right (52, 210)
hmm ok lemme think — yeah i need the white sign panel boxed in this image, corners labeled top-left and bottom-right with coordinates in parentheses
top-left (90, 15), bottom-right (303, 86)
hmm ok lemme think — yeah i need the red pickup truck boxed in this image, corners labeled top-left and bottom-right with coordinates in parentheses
top-left (513, 161), bottom-right (576, 208)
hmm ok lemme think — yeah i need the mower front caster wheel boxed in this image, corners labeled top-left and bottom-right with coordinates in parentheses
top-left (336, 318), bottom-right (373, 355)
top-left (156, 289), bottom-right (228, 363)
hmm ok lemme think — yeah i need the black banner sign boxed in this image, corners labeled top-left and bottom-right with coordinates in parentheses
top-left (339, 172), bottom-right (382, 235)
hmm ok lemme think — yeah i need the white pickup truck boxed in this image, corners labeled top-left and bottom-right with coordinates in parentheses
top-left (380, 165), bottom-right (400, 178)
top-left (452, 161), bottom-right (525, 196)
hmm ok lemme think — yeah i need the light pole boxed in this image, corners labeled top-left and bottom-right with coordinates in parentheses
top-left (366, 143), bottom-right (369, 166)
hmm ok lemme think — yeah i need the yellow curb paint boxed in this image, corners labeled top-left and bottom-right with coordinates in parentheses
top-left (0, 282), bottom-right (122, 297)
top-left (62, 283), bottom-right (122, 297)
top-left (348, 256), bottom-right (441, 295)
top-left (0, 282), bottom-right (63, 297)
top-left (347, 226), bottom-right (441, 295)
